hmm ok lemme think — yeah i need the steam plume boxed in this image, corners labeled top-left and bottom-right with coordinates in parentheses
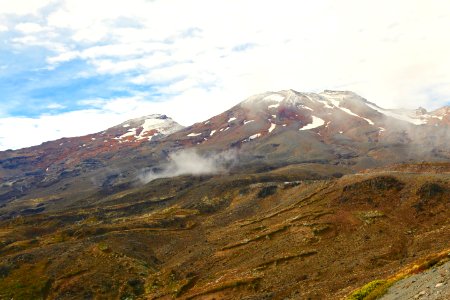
top-left (139, 149), bottom-right (237, 183)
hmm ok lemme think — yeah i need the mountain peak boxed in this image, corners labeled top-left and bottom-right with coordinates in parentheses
top-left (111, 114), bottom-right (184, 142)
top-left (240, 89), bottom-right (370, 116)
top-left (321, 89), bottom-right (354, 95)
top-left (116, 114), bottom-right (170, 126)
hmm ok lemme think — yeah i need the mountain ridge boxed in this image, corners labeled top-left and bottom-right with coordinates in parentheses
top-left (0, 89), bottom-right (449, 299)
top-left (2, 89), bottom-right (450, 212)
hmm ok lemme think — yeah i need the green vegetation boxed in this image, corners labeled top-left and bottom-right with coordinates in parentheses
top-left (97, 241), bottom-right (110, 252)
top-left (357, 210), bottom-right (385, 224)
top-left (347, 279), bottom-right (387, 300)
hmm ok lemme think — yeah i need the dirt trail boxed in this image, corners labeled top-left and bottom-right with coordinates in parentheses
top-left (381, 260), bottom-right (450, 300)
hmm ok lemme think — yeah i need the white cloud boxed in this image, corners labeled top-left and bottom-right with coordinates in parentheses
top-left (11, 35), bottom-right (68, 53)
top-left (42, 0), bottom-right (450, 110)
top-left (0, 24), bottom-right (8, 32)
top-left (15, 22), bottom-right (45, 33)
top-left (46, 50), bottom-right (80, 64)
top-left (0, 0), bottom-right (56, 15)
top-left (46, 103), bottom-right (66, 109)
top-left (0, 110), bottom-right (120, 150)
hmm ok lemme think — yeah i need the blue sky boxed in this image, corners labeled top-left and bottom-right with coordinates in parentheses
top-left (0, 0), bottom-right (449, 150)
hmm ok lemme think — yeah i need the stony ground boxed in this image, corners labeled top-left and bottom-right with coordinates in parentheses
top-left (381, 260), bottom-right (450, 300)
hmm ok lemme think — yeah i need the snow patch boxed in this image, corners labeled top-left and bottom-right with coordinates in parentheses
top-left (321, 94), bottom-right (374, 125)
top-left (298, 104), bottom-right (313, 111)
top-left (227, 117), bottom-right (237, 122)
top-left (141, 118), bottom-right (164, 132)
top-left (244, 120), bottom-right (254, 125)
top-left (367, 103), bottom-right (428, 125)
top-left (263, 94), bottom-right (285, 102)
top-left (187, 132), bottom-right (202, 137)
top-left (117, 128), bottom-right (137, 139)
top-left (204, 120), bottom-right (210, 124)
top-left (340, 106), bottom-right (374, 125)
top-left (249, 133), bottom-right (262, 140)
top-left (318, 99), bottom-right (334, 109)
top-left (299, 116), bottom-right (325, 130)
top-left (132, 117), bottom-right (183, 140)
top-left (268, 122), bottom-right (276, 133)
top-left (123, 124), bottom-right (130, 128)
top-left (210, 130), bottom-right (217, 136)
top-left (268, 103), bottom-right (280, 109)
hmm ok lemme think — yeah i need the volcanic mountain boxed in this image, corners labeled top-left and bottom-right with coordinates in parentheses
top-left (2, 89), bottom-right (450, 215)
top-left (0, 90), bottom-right (449, 299)
top-left (171, 89), bottom-right (450, 170)
top-left (0, 114), bottom-right (183, 206)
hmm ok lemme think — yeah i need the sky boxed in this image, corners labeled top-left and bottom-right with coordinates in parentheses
top-left (0, 0), bottom-right (449, 150)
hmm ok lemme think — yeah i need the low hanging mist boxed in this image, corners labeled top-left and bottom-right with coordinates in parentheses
top-left (139, 149), bottom-right (237, 183)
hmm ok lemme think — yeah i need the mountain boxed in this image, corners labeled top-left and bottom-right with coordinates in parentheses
top-left (0, 90), bottom-right (449, 299)
top-left (171, 89), bottom-right (450, 170)
top-left (2, 89), bottom-right (450, 214)
top-left (0, 114), bottom-right (183, 207)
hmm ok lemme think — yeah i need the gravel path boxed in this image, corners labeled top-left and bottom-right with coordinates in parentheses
top-left (381, 260), bottom-right (450, 300)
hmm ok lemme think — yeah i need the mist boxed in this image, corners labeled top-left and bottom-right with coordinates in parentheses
top-left (139, 149), bottom-right (237, 183)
